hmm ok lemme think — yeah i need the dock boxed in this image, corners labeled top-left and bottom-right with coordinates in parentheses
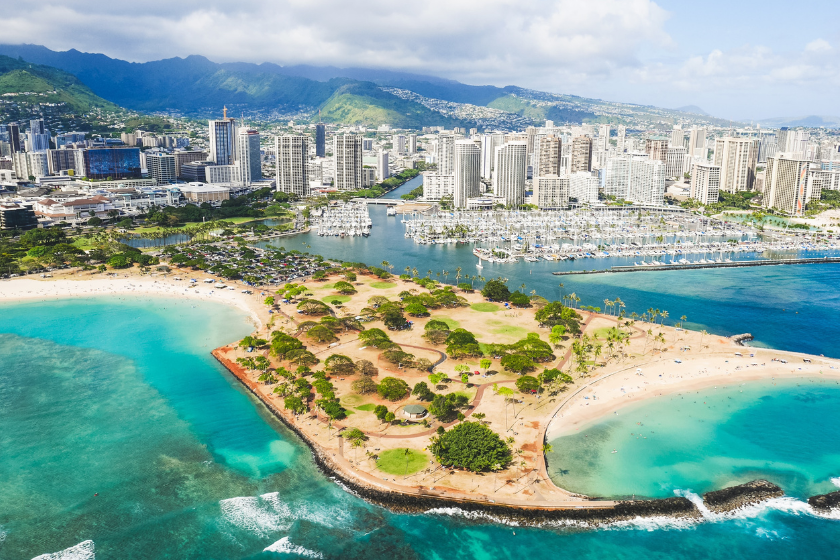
top-left (552, 256), bottom-right (840, 275)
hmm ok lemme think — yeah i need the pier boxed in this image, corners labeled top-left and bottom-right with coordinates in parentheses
top-left (552, 256), bottom-right (840, 275)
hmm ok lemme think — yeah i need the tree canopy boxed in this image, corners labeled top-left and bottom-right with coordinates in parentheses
top-left (430, 422), bottom-right (511, 472)
top-left (481, 279), bottom-right (511, 302)
top-left (534, 301), bottom-right (582, 334)
top-left (376, 377), bottom-right (410, 401)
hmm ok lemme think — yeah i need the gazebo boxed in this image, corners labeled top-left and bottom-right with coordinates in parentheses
top-left (403, 405), bottom-right (428, 420)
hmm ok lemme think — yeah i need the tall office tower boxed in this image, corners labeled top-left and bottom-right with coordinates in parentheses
top-left (758, 135), bottom-right (778, 163)
top-left (665, 146), bottom-right (688, 179)
top-left (28, 118), bottom-right (50, 152)
top-left (276, 135), bottom-right (310, 197)
top-left (713, 137), bottom-right (757, 193)
top-left (82, 147), bottom-right (142, 179)
top-left (492, 141), bottom-right (527, 206)
top-left (616, 125), bottom-right (627, 154)
top-left (453, 139), bottom-right (480, 208)
top-left (333, 134), bottom-right (363, 190)
top-left (569, 172), bottom-right (600, 204)
top-left (145, 153), bottom-right (177, 184)
top-left (237, 129), bottom-right (261, 185)
top-left (46, 148), bottom-right (84, 175)
top-left (315, 123), bottom-right (326, 157)
top-left (525, 126), bottom-right (537, 158)
top-left (570, 136), bottom-right (593, 172)
top-left (688, 128), bottom-right (707, 158)
top-left (532, 175), bottom-right (569, 209)
top-left (408, 134), bottom-right (417, 155)
top-left (6, 124), bottom-right (21, 154)
top-left (480, 133), bottom-right (503, 179)
top-left (436, 133), bottom-right (456, 174)
top-left (763, 155), bottom-right (812, 215)
top-left (644, 137), bottom-right (669, 162)
top-left (393, 134), bottom-right (407, 155)
top-left (690, 163), bottom-right (721, 205)
top-left (670, 125), bottom-right (684, 150)
top-left (377, 151), bottom-right (390, 181)
top-left (776, 127), bottom-right (809, 154)
top-left (598, 124), bottom-right (611, 151)
top-left (536, 135), bottom-right (562, 177)
top-left (362, 138), bottom-right (374, 151)
top-left (208, 108), bottom-right (237, 165)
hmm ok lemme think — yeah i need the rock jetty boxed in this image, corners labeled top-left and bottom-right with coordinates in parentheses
top-left (702, 480), bottom-right (784, 513)
top-left (808, 491), bottom-right (840, 513)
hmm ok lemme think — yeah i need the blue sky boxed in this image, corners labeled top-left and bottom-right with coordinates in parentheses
top-left (3, 0), bottom-right (838, 120)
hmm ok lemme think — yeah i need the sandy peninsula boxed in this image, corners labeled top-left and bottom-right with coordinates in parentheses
top-left (4, 265), bottom-right (838, 513)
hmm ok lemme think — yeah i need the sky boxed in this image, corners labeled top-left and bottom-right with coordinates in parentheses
top-left (3, 0), bottom-right (838, 120)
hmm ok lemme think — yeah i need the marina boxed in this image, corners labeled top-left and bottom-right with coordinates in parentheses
top-left (311, 202), bottom-right (372, 237)
top-left (553, 256), bottom-right (840, 275)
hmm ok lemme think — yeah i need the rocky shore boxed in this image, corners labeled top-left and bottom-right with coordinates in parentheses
top-left (807, 491), bottom-right (840, 513)
top-left (702, 480), bottom-right (784, 513)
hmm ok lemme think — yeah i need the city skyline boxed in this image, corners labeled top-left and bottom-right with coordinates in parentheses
top-left (1, 0), bottom-right (838, 121)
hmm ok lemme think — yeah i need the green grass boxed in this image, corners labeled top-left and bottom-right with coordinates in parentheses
top-left (376, 448), bottom-right (428, 475)
top-left (470, 303), bottom-right (499, 312)
top-left (72, 237), bottom-right (100, 251)
top-left (370, 282), bottom-right (397, 289)
top-left (340, 394), bottom-right (364, 407)
top-left (591, 327), bottom-right (629, 340)
top-left (355, 403), bottom-right (377, 411)
top-left (315, 283), bottom-right (336, 290)
top-left (321, 295), bottom-right (351, 304)
top-left (491, 325), bottom-right (528, 338)
top-left (435, 316), bottom-right (460, 329)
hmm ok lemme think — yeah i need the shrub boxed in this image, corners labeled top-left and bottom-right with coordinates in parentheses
top-left (377, 377), bottom-right (410, 401)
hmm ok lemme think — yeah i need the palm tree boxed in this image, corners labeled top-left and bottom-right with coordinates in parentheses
top-left (660, 310), bottom-right (669, 325)
top-left (700, 329), bottom-right (708, 347)
top-left (615, 297), bottom-right (625, 318)
top-left (404, 266), bottom-right (411, 276)
top-left (542, 443), bottom-right (553, 454)
top-left (427, 269), bottom-right (432, 278)
top-left (604, 299), bottom-right (612, 316)
top-left (680, 315), bottom-right (687, 328)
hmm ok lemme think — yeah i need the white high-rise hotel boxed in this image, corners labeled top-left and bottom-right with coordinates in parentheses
top-left (333, 134), bottom-right (363, 191)
top-left (453, 140), bottom-right (480, 208)
top-left (493, 141), bottom-right (527, 206)
top-left (276, 135), bottom-right (310, 196)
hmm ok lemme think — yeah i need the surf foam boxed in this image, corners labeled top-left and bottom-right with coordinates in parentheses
top-left (263, 537), bottom-right (323, 558)
top-left (31, 540), bottom-right (95, 560)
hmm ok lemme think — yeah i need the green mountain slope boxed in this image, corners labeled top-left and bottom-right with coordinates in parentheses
top-left (0, 55), bottom-right (117, 114)
top-left (487, 95), bottom-right (596, 124)
top-left (317, 82), bottom-right (461, 128)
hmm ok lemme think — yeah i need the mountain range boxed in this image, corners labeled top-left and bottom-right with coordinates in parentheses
top-left (0, 44), bottom-right (748, 129)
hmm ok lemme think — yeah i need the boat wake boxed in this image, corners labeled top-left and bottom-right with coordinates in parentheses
top-left (30, 540), bottom-right (95, 560)
top-left (263, 537), bottom-right (324, 558)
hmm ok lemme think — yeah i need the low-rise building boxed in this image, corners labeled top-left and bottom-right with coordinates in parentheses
top-left (177, 182), bottom-right (230, 204)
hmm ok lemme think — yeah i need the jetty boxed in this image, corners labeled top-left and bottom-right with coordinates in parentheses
top-left (552, 256), bottom-right (840, 275)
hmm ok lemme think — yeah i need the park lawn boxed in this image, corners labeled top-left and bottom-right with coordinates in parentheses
top-left (370, 282), bottom-right (397, 289)
top-left (376, 448), bottom-right (428, 475)
top-left (131, 217), bottom-right (260, 233)
top-left (72, 237), bottom-right (100, 251)
top-left (321, 295), bottom-right (351, 304)
top-left (470, 303), bottom-right (499, 312)
top-left (314, 283), bottom-right (336, 290)
top-left (491, 325), bottom-right (528, 339)
top-left (591, 326), bottom-right (629, 340)
top-left (355, 403), bottom-right (377, 411)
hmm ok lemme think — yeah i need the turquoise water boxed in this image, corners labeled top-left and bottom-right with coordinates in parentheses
top-left (548, 377), bottom-right (840, 499)
top-left (2, 298), bottom-right (840, 558)
top-left (258, 176), bottom-right (840, 357)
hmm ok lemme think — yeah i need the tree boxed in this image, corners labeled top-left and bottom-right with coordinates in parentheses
top-left (264, 296), bottom-right (275, 306)
top-left (342, 427), bottom-right (367, 443)
top-left (405, 302), bottom-right (429, 316)
top-left (429, 421), bottom-right (512, 472)
top-left (500, 354), bottom-right (536, 374)
top-left (481, 279), bottom-right (511, 302)
top-left (384, 412), bottom-right (396, 424)
top-left (412, 381), bottom-right (434, 401)
top-left (297, 298), bottom-right (331, 315)
top-left (480, 358), bottom-right (492, 373)
top-left (284, 396), bottom-right (307, 414)
top-left (320, 400), bottom-right (347, 420)
top-left (376, 377), bottom-right (410, 401)
top-left (534, 301), bottom-right (582, 333)
top-left (374, 405), bottom-right (389, 423)
top-left (307, 325), bottom-right (338, 344)
top-left (355, 359), bottom-right (378, 376)
top-left (515, 375), bottom-right (540, 394)
top-left (324, 354), bottom-right (356, 375)
top-left (358, 328), bottom-right (391, 348)
top-left (548, 325), bottom-right (567, 348)
top-left (87, 217), bottom-right (102, 226)
top-left (428, 392), bottom-right (469, 421)
top-left (344, 271), bottom-right (357, 282)
top-left (509, 291), bottom-right (531, 307)
top-left (334, 280), bottom-right (357, 294)
top-left (383, 308), bottom-right (408, 330)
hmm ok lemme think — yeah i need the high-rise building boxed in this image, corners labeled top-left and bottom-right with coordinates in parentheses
top-left (480, 133), bottom-right (503, 179)
top-left (362, 138), bottom-right (374, 151)
top-left (173, 151), bottom-right (209, 178)
top-left (763, 155), bottom-right (812, 215)
top-left (598, 124), bottom-right (611, 151)
top-left (6, 124), bottom-right (21, 154)
top-left (28, 118), bottom-right (50, 152)
top-left (644, 137), bottom-right (669, 162)
top-left (532, 175), bottom-right (569, 209)
top-left (408, 134), bottom-right (417, 155)
top-left (276, 135), bottom-right (310, 197)
top-left (208, 108), bottom-right (237, 165)
top-left (333, 134), bottom-right (363, 191)
top-left (393, 134), bottom-right (407, 155)
top-left (525, 126), bottom-right (537, 158)
top-left (55, 132), bottom-right (86, 149)
top-left (453, 140), bottom-right (480, 208)
top-left (690, 163), bottom-right (721, 206)
top-left (603, 155), bottom-right (665, 205)
top-left (180, 161), bottom-right (212, 183)
top-left (422, 173), bottom-right (455, 201)
top-left (146, 153), bottom-right (177, 184)
top-left (688, 128), bottom-right (707, 158)
top-left (436, 133), bottom-right (456, 174)
top-left (569, 172), bottom-right (600, 204)
top-left (536, 135), bottom-right (562, 177)
top-left (713, 137), bottom-right (757, 193)
top-left (670, 126), bottom-right (684, 150)
top-left (315, 123), bottom-right (326, 158)
top-left (377, 151), bottom-right (390, 181)
top-left (571, 136), bottom-right (593, 172)
top-left (493, 141), bottom-right (527, 206)
top-left (616, 125), bottom-right (627, 154)
top-left (237, 129), bottom-right (261, 185)
top-left (13, 151), bottom-right (49, 179)
top-left (665, 146), bottom-right (688, 179)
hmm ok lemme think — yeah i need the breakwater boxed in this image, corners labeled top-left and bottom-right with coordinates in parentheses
top-left (702, 480), bottom-right (784, 513)
top-left (553, 256), bottom-right (840, 276)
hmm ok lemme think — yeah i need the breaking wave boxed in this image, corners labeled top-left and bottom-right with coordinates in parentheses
top-left (31, 540), bottom-right (95, 560)
top-left (264, 537), bottom-right (323, 558)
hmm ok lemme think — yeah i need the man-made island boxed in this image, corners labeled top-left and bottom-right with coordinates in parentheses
top-left (3, 263), bottom-right (839, 524)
